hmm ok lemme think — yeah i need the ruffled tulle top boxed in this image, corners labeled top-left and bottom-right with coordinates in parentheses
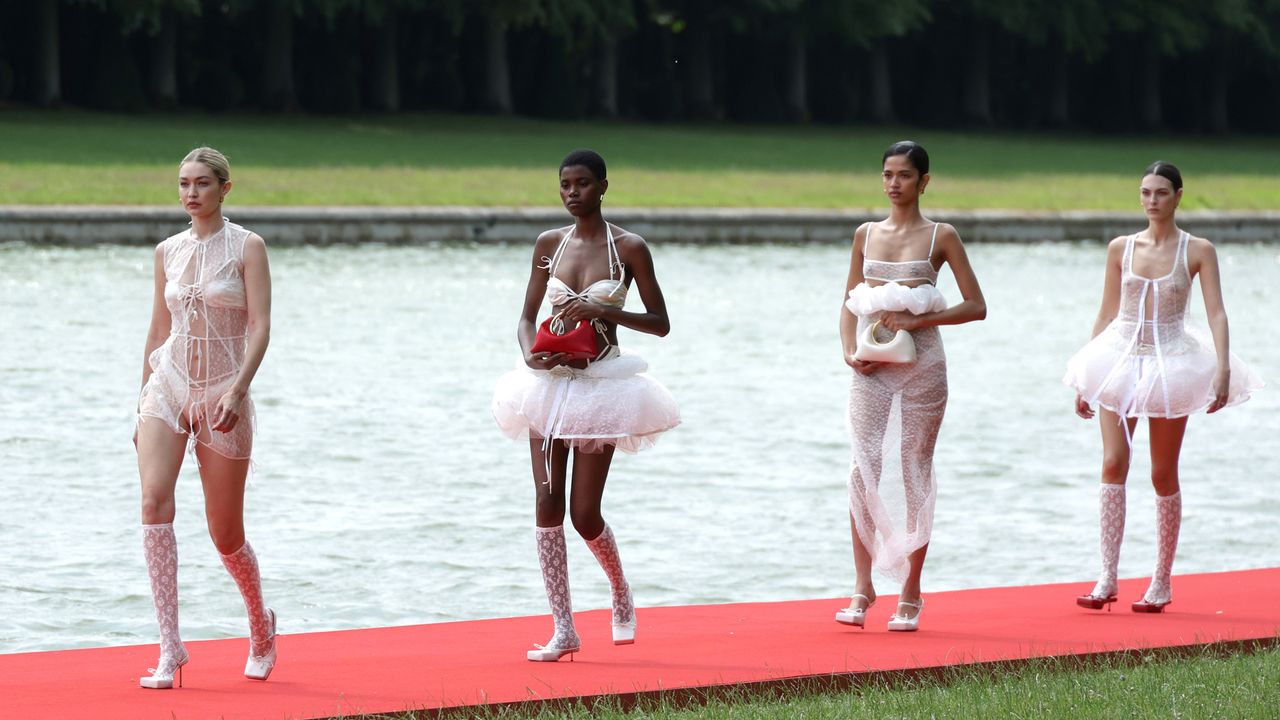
top-left (846, 280), bottom-right (947, 317)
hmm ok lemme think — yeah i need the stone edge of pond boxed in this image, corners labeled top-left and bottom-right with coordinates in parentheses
top-left (2, 206), bottom-right (1279, 245)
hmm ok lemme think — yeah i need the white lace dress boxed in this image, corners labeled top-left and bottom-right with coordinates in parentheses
top-left (844, 225), bottom-right (949, 581)
top-left (1064, 231), bottom-right (1262, 418)
top-left (137, 221), bottom-right (256, 459)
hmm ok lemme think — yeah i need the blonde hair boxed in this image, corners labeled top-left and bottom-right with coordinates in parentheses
top-left (180, 147), bottom-right (231, 185)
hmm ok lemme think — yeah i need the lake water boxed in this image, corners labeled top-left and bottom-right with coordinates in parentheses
top-left (1, 239), bottom-right (1276, 654)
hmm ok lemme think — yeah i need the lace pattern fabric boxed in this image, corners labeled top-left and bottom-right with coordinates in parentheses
top-left (1064, 232), bottom-right (1263, 418)
top-left (844, 224), bottom-right (948, 582)
top-left (1144, 492), bottom-right (1181, 604)
top-left (137, 220), bottom-right (256, 459)
top-left (1090, 484), bottom-right (1126, 599)
top-left (534, 525), bottom-right (580, 650)
top-left (586, 524), bottom-right (635, 626)
top-left (142, 523), bottom-right (185, 661)
top-left (846, 324), bottom-right (947, 582)
top-left (219, 541), bottom-right (273, 656)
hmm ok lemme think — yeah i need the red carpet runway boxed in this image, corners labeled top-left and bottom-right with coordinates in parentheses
top-left (2, 568), bottom-right (1277, 719)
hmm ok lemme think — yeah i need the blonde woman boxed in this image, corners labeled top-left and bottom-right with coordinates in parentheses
top-left (134, 147), bottom-right (276, 687)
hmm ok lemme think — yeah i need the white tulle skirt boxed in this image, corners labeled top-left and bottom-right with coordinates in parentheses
top-left (1064, 320), bottom-right (1263, 418)
top-left (492, 350), bottom-right (680, 454)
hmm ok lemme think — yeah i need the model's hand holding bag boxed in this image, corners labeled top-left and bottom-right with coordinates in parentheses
top-left (531, 312), bottom-right (598, 361)
top-left (853, 319), bottom-right (916, 364)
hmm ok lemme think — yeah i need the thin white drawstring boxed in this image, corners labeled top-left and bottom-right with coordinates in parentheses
top-left (539, 375), bottom-right (577, 491)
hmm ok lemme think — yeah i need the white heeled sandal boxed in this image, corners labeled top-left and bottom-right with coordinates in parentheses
top-left (244, 608), bottom-right (277, 680)
top-left (527, 641), bottom-right (580, 662)
top-left (887, 598), bottom-right (924, 632)
top-left (834, 594), bottom-right (876, 627)
top-left (140, 648), bottom-right (190, 689)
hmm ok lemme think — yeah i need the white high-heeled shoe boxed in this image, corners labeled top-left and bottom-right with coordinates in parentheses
top-left (887, 598), bottom-right (924, 632)
top-left (834, 594), bottom-right (876, 627)
top-left (527, 636), bottom-right (581, 662)
top-left (244, 608), bottom-right (277, 680)
top-left (140, 648), bottom-right (190, 689)
top-left (612, 586), bottom-right (636, 645)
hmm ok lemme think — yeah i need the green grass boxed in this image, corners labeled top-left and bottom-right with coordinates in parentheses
top-left (3, 112), bottom-right (1280, 209)
top-left (353, 644), bottom-right (1278, 719)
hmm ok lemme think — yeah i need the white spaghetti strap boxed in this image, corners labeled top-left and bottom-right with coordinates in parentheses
top-left (605, 224), bottom-right (624, 283)
top-left (1177, 230), bottom-right (1189, 278)
top-left (546, 230), bottom-right (572, 274)
top-left (926, 222), bottom-right (939, 259)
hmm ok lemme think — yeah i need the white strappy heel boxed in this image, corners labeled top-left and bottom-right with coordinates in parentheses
top-left (834, 594), bottom-right (876, 627)
top-left (140, 648), bottom-right (190, 689)
top-left (527, 640), bottom-right (580, 662)
top-left (887, 597), bottom-right (924, 632)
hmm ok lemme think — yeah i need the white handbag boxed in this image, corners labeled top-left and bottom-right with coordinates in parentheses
top-left (853, 320), bottom-right (916, 363)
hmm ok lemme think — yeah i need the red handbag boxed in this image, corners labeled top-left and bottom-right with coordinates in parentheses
top-left (531, 313), bottom-right (598, 361)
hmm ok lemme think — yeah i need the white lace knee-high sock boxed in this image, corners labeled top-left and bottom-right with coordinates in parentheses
top-left (1091, 484), bottom-right (1126, 598)
top-left (535, 526), bottom-right (580, 649)
top-left (1145, 492), bottom-right (1182, 603)
top-left (219, 542), bottom-right (273, 655)
top-left (142, 523), bottom-right (185, 659)
top-left (586, 524), bottom-right (636, 626)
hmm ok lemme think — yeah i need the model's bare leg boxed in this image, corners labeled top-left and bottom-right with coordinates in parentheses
top-left (136, 417), bottom-right (190, 689)
top-left (197, 442), bottom-right (275, 679)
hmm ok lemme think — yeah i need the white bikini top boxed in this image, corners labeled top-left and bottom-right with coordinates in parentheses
top-left (862, 222), bottom-right (941, 286)
top-left (541, 224), bottom-right (628, 309)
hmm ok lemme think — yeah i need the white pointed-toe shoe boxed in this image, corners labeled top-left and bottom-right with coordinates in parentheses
top-left (527, 631), bottom-right (581, 662)
top-left (140, 648), bottom-right (190, 689)
top-left (244, 608), bottom-right (277, 680)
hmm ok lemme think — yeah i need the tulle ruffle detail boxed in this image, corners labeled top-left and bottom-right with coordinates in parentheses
top-left (492, 350), bottom-right (680, 454)
top-left (845, 281), bottom-right (947, 317)
top-left (1064, 322), bottom-right (1263, 418)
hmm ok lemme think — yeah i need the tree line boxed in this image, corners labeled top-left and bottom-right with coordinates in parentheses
top-left (2, 0), bottom-right (1279, 133)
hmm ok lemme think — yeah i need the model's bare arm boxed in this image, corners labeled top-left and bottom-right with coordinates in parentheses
top-left (1191, 238), bottom-right (1231, 412)
top-left (140, 244), bottom-right (171, 394)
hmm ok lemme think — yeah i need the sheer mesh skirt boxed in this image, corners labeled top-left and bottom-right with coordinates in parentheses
top-left (847, 321), bottom-right (946, 582)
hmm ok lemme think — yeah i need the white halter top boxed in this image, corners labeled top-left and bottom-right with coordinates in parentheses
top-left (542, 225), bottom-right (628, 309)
